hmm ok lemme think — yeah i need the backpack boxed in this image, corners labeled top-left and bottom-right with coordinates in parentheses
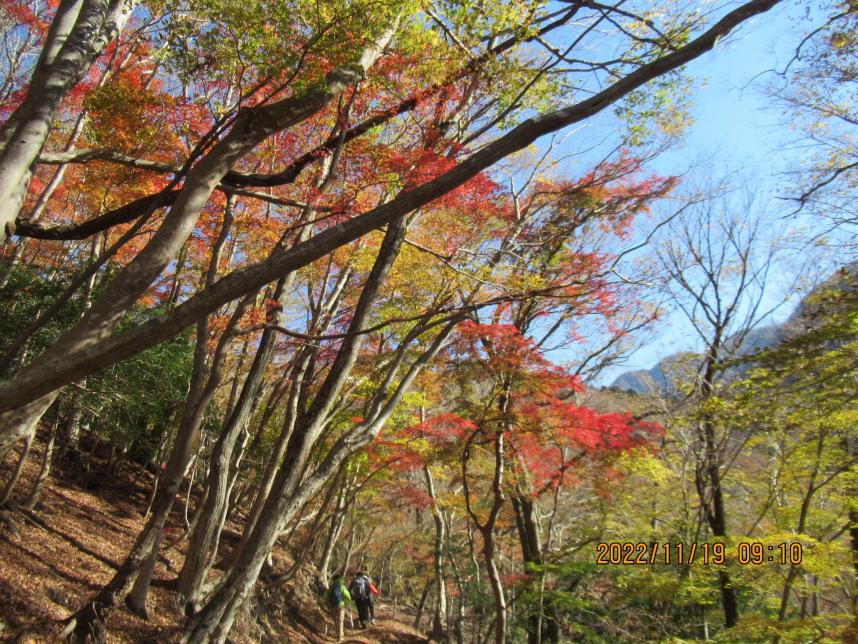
top-left (350, 576), bottom-right (370, 602)
top-left (328, 581), bottom-right (344, 606)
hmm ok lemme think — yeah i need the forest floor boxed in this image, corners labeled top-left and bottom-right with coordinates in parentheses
top-left (0, 436), bottom-right (430, 643)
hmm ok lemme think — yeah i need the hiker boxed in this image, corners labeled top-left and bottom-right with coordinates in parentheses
top-left (348, 570), bottom-right (374, 629)
top-left (327, 572), bottom-right (352, 641)
top-left (368, 578), bottom-right (380, 623)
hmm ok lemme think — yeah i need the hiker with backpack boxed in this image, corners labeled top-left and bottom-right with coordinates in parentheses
top-left (327, 572), bottom-right (352, 641)
top-left (367, 578), bottom-right (380, 623)
top-left (348, 570), bottom-right (374, 629)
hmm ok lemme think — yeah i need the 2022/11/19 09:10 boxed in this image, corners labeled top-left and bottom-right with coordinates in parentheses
top-left (737, 542), bottom-right (803, 565)
top-left (594, 541), bottom-right (804, 565)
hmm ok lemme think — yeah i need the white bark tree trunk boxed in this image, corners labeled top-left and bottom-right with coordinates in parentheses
top-left (0, 0), bottom-right (134, 241)
top-left (0, 22), bottom-right (399, 450)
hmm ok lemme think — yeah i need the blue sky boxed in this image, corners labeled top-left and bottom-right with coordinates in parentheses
top-left (582, 1), bottom-right (836, 385)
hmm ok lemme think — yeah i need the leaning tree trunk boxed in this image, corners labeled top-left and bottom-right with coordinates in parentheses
top-left (317, 478), bottom-right (349, 584)
top-left (176, 266), bottom-right (298, 608)
top-left (124, 527), bottom-right (162, 620)
top-left (22, 415), bottom-right (59, 510)
top-left (176, 418), bottom-right (248, 609)
top-left (182, 215), bottom-right (410, 643)
top-left (232, 263), bottom-right (352, 562)
top-left (0, 22), bottom-right (397, 452)
top-left (0, 395), bottom-right (56, 465)
top-left (0, 430), bottom-right (33, 505)
top-left (0, 0), bottom-right (133, 242)
top-left (61, 292), bottom-right (251, 641)
top-left (226, 347), bottom-right (310, 557)
top-left (413, 579), bottom-right (432, 631)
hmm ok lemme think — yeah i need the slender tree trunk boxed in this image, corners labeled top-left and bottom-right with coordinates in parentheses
top-left (511, 495), bottom-right (559, 643)
top-left (183, 452), bottom-right (200, 531)
top-left (143, 431), bottom-right (170, 518)
top-left (414, 579), bottom-right (432, 631)
top-left (701, 415), bottom-right (738, 628)
top-left (318, 480), bottom-right (349, 584)
top-left (182, 216), bottom-right (411, 643)
top-left (0, 395), bottom-right (55, 462)
top-left (177, 424), bottom-right (247, 607)
top-left (694, 342), bottom-right (739, 629)
top-left (0, 430), bottom-right (33, 505)
top-left (62, 397), bottom-right (83, 456)
top-left (22, 416), bottom-right (59, 510)
top-left (342, 527), bottom-right (357, 577)
top-left (62, 204), bottom-right (246, 639)
top-left (446, 529), bottom-right (466, 644)
top-left (228, 354), bottom-right (307, 562)
top-left (774, 430), bottom-right (826, 642)
top-left (424, 464), bottom-right (447, 641)
top-left (232, 261), bottom-right (352, 562)
top-left (482, 524), bottom-right (507, 644)
top-left (125, 528), bottom-right (162, 619)
top-left (462, 381), bottom-right (509, 644)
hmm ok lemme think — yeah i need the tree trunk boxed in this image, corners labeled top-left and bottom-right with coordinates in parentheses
top-left (62, 289), bottom-right (249, 641)
top-left (424, 465), bottom-right (447, 641)
top-left (182, 216), bottom-right (411, 643)
top-left (482, 525), bottom-right (507, 644)
top-left (63, 396), bottom-right (83, 456)
top-left (318, 479), bottom-right (349, 583)
top-left (229, 352), bottom-right (309, 561)
top-left (511, 495), bottom-right (559, 643)
top-left (143, 432), bottom-right (171, 519)
top-left (125, 528), bottom-right (162, 620)
top-left (446, 530), bottom-right (466, 644)
top-left (177, 422), bottom-right (246, 607)
top-left (0, 0), bottom-right (133, 242)
top-left (0, 394), bottom-right (55, 463)
top-left (414, 579), bottom-right (432, 631)
top-left (699, 416), bottom-right (738, 627)
top-left (22, 416), bottom-right (59, 510)
top-left (0, 430), bottom-right (33, 505)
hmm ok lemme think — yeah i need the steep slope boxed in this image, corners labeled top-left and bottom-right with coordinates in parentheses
top-left (0, 439), bottom-right (430, 643)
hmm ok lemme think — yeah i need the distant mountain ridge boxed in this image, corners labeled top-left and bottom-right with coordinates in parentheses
top-left (609, 263), bottom-right (857, 395)
top-left (609, 324), bottom-right (782, 395)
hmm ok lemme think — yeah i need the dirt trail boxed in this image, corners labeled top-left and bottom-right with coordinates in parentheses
top-left (322, 605), bottom-right (429, 643)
